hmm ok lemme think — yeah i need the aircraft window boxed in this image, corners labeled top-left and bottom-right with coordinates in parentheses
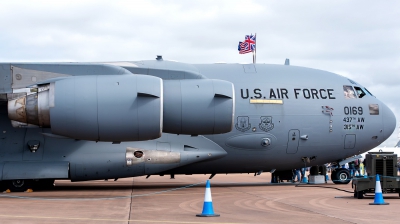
top-left (343, 85), bottom-right (356, 99)
top-left (354, 86), bottom-right (366, 98)
top-left (364, 88), bottom-right (374, 96)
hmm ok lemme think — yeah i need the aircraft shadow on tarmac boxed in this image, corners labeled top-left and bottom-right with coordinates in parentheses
top-left (49, 181), bottom-right (334, 192)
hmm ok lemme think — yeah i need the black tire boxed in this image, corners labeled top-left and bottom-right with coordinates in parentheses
top-left (353, 185), bottom-right (364, 199)
top-left (0, 181), bottom-right (7, 192)
top-left (33, 179), bottom-right (55, 190)
top-left (357, 191), bottom-right (364, 199)
top-left (332, 168), bottom-right (351, 184)
top-left (331, 170), bottom-right (337, 182)
top-left (310, 166), bottom-right (319, 175)
top-left (319, 166), bottom-right (327, 175)
top-left (7, 179), bottom-right (33, 192)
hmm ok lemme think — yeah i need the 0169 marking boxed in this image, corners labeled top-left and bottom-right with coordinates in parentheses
top-left (344, 106), bottom-right (363, 115)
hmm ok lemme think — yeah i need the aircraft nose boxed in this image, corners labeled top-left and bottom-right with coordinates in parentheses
top-left (382, 104), bottom-right (396, 141)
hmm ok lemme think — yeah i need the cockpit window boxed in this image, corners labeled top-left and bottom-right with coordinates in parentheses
top-left (354, 86), bottom-right (366, 98)
top-left (364, 88), bottom-right (374, 96)
top-left (343, 85), bottom-right (356, 99)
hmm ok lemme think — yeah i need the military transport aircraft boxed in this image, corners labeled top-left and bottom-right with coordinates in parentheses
top-left (0, 57), bottom-right (396, 191)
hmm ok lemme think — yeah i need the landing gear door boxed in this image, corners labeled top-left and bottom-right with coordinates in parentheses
top-left (287, 129), bottom-right (300, 154)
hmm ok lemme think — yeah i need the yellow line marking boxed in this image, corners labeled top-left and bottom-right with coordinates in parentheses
top-left (0, 214), bottom-right (242, 224)
top-left (250, 99), bottom-right (283, 104)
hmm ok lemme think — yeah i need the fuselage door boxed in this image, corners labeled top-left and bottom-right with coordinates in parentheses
top-left (344, 134), bottom-right (356, 149)
top-left (287, 129), bottom-right (300, 154)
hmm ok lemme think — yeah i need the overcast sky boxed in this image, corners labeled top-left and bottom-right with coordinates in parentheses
top-left (0, 0), bottom-right (399, 146)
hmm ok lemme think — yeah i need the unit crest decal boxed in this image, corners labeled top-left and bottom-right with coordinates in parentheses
top-left (235, 116), bottom-right (251, 132)
top-left (259, 116), bottom-right (274, 132)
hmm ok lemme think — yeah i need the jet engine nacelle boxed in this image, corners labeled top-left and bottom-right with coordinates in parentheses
top-left (8, 76), bottom-right (235, 141)
top-left (163, 79), bottom-right (234, 135)
top-left (8, 75), bottom-right (163, 141)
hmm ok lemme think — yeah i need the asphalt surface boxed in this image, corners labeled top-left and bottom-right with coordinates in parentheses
top-left (0, 173), bottom-right (398, 224)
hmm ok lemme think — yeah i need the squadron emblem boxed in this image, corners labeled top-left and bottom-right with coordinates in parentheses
top-left (259, 116), bottom-right (274, 132)
top-left (235, 116), bottom-right (251, 132)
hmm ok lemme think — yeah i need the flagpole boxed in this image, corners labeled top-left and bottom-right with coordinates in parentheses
top-left (252, 33), bottom-right (255, 64)
top-left (254, 33), bottom-right (256, 64)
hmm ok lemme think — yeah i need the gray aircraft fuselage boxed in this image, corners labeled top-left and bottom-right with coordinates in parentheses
top-left (0, 60), bottom-right (396, 184)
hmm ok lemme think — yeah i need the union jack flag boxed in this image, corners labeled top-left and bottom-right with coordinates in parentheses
top-left (238, 35), bottom-right (256, 54)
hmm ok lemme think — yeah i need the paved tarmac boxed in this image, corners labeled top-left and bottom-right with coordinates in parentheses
top-left (0, 173), bottom-right (398, 224)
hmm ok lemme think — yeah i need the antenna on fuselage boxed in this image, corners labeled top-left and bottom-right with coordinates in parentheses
top-left (284, 58), bottom-right (290, 65)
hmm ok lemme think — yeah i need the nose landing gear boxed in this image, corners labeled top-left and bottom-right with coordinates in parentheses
top-left (331, 168), bottom-right (351, 184)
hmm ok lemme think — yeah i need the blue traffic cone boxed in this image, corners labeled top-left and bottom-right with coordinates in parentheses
top-left (369, 174), bottom-right (389, 205)
top-left (196, 180), bottom-right (220, 217)
top-left (301, 176), bottom-right (308, 183)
